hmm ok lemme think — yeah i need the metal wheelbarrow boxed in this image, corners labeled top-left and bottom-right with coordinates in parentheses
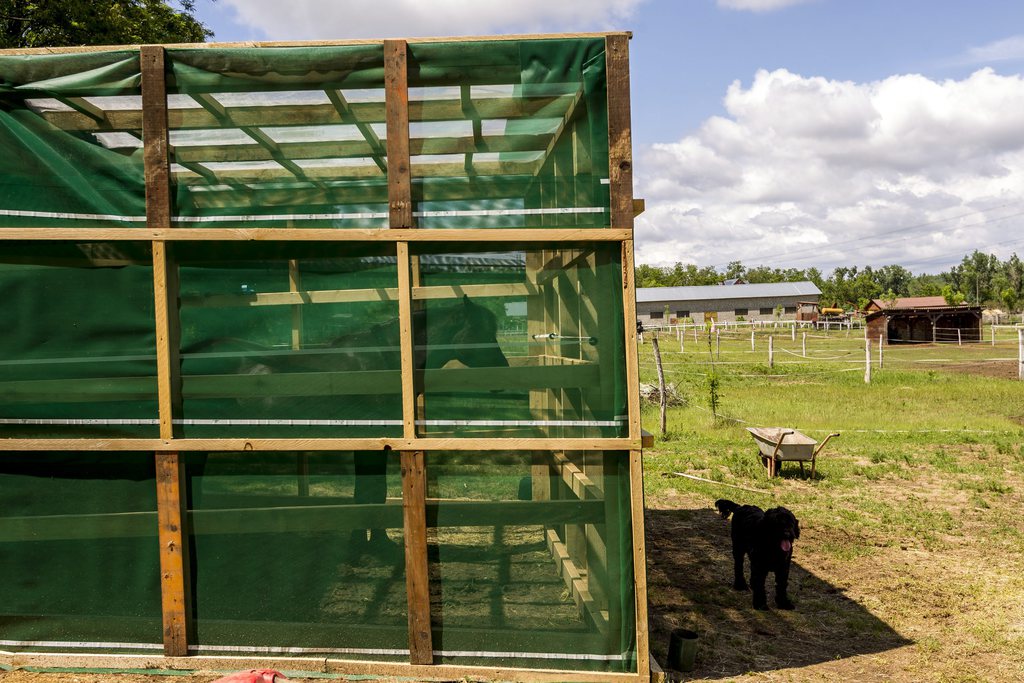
top-left (746, 427), bottom-right (840, 479)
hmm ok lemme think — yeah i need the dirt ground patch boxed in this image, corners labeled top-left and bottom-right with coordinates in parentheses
top-left (931, 358), bottom-right (1019, 380)
top-left (645, 463), bottom-right (1024, 683)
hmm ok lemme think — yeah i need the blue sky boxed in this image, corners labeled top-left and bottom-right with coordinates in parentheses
top-left (192, 0), bottom-right (1024, 273)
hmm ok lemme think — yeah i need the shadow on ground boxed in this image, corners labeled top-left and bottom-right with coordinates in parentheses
top-left (646, 507), bottom-right (912, 680)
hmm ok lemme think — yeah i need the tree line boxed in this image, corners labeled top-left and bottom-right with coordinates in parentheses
top-left (636, 250), bottom-right (1024, 312)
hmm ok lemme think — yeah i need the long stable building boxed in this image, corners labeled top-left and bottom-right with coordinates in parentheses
top-left (0, 34), bottom-right (650, 682)
top-left (636, 281), bottom-right (821, 324)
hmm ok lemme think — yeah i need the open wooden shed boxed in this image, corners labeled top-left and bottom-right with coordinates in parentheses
top-left (0, 33), bottom-right (649, 682)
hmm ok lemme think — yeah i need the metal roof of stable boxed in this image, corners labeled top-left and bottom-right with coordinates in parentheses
top-left (636, 281), bottom-right (821, 303)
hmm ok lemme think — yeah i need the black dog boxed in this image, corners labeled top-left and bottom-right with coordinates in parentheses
top-left (715, 499), bottom-right (800, 610)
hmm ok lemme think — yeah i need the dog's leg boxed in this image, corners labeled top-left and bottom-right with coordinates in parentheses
top-left (775, 561), bottom-right (795, 610)
top-left (750, 563), bottom-right (769, 609)
top-left (732, 548), bottom-right (749, 591)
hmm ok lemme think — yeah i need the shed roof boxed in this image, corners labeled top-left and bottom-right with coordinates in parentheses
top-left (868, 296), bottom-right (949, 310)
top-left (636, 281), bottom-right (821, 304)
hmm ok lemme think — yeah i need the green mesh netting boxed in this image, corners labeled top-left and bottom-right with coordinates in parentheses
top-left (0, 242), bottom-right (158, 438)
top-left (426, 450), bottom-right (636, 672)
top-left (0, 40), bottom-right (610, 230)
top-left (184, 450), bottom-right (408, 659)
top-left (414, 243), bottom-right (626, 439)
top-left (0, 51), bottom-right (145, 228)
top-left (0, 452), bottom-right (163, 652)
top-left (408, 38), bottom-right (610, 230)
top-left (176, 241), bottom-right (403, 438)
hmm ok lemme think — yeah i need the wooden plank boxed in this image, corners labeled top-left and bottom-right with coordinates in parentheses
top-left (621, 240), bottom-right (641, 441)
top-left (181, 281), bottom-right (537, 308)
top-left (397, 243), bottom-right (417, 436)
top-left (0, 437), bottom-right (641, 452)
top-left (170, 132), bottom-right (553, 164)
top-left (545, 528), bottom-right (608, 635)
top-left (155, 452), bottom-right (191, 657)
top-left (37, 94), bottom-right (579, 132)
top-left (0, 228), bottom-right (632, 242)
top-left (0, 32), bottom-right (631, 55)
top-left (2, 653), bottom-right (645, 683)
top-left (605, 33), bottom-right (634, 233)
top-left (401, 450), bottom-right (432, 665)
top-left (629, 449), bottom-right (650, 680)
top-left (551, 451), bottom-right (602, 500)
top-left (142, 44), bottom-right (191, 660)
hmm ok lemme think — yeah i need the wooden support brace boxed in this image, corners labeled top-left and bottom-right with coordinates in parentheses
top-left (401, 450), bottom-right (432, 665)
top-left (142, 45), bottom-right (192, 657)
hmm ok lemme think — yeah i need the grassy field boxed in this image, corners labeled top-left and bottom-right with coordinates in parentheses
top-left (640, 325), bottom-right (1024, 682)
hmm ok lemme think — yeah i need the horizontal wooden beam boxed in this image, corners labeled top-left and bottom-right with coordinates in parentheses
top-left (167, 133), bottom-right (554, 165)
top-left (39, 94), bottom-right (576, 132)
top-left (0, 653), bottom-right (644, 683)
top-left (0, 32), bottom-right (630, 55)
top-left (172, 158), bottom-right (542, 184)
top-left (181, 281), bottom-right (536, 308)
top-left (0, 437), bottom-right (639, 451)
top-left (0, 228), bottom-right (629, 242)
top-left (0, 499), bottom-right (606, 543)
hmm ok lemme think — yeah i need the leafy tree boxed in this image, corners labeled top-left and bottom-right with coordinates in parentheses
top-left (875, 264), bottom-right (913, 297)
top-left (941, 285), bottom-right (966, 306)
top-left (0, 0), bottom-right (211, 48)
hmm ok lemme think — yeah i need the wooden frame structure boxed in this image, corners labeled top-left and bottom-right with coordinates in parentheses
top-left (0, 32), bottom-right (648, 683)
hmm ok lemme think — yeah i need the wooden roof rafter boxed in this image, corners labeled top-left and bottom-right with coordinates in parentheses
top-left (191, 92), bottom-right (330, 186)
top-left (325, 89), bottom-right (388, 173)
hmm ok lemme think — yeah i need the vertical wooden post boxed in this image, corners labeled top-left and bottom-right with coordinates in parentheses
top-left (607, 33), bottom-right (649, 678)
top-left (802, 331), bottom-right (807, 358)
top-left (768, 335), bottom-right (774, 369)
top-left (401, 450), bottom-right (431, 664)
top-left (957, 328), bottom-right (962, 346)
top-left (751, 328), bottom-right (755, 352)
top-left (385, 39), bottom-right (412, 230)
top-left (991, 324), bottom-right (995, 346)
top-left (386, 38), bottom-right (432, 666)
top-left (865, 336), bottom-right (872, 384)
top-left (652, 336), bottom-right (666, 438)
top-left (628, 449), bottom-right (650, 679)
top-left (1018, 329), bottom-right (1023, 381)
top-left (143, 44), bottom-right (191, 658)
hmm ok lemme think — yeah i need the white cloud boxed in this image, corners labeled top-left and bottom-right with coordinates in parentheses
top-left (955, 34), bottom-right (1024, 66)
top-left (219, 0), bottom-right (644, 40)
top-left (634, 68), bottom-right (1024, 272)
top-left (716, 0), bottom-right (817, 13)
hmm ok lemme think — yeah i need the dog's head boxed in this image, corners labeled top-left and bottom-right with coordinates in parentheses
top-left (764, 506), bottom-right (800, 553)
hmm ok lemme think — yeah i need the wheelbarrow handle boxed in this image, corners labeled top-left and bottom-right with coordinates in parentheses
top-left (813, 432), bottom-right (841, 457)
top-left (770, 431), bottom-right (795, 460)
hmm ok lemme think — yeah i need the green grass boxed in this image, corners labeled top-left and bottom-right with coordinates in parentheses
top-left (641, 328), bottom-right (1024, 681)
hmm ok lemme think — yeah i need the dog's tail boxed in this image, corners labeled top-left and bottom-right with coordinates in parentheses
top-left (715, 499), bottom-right (740, 519)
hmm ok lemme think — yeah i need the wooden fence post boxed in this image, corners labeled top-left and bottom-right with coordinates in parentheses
top-left (865, 336), bottom-right (872, 384)
top-left (652, 336), bottom-right (667, 437)
top-left (802, 331), bottom-right (807, 358)
top-left (1018, 328), bottom-right (1023, 381)
top-left (750, 328), bottom-right (755, 352)
top-left (768, 335), bottom-right (774, 369)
